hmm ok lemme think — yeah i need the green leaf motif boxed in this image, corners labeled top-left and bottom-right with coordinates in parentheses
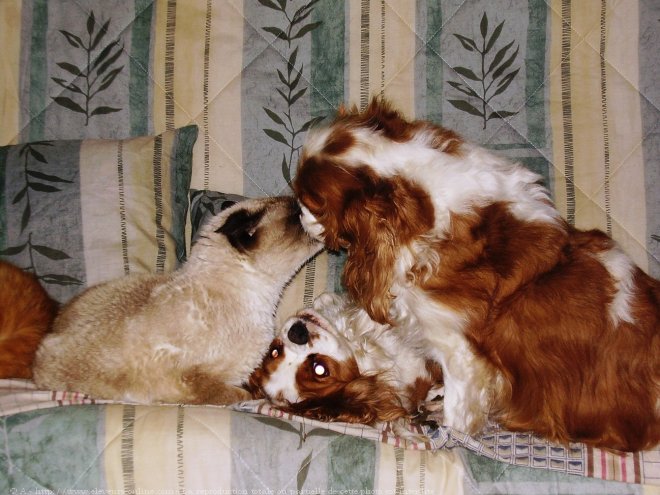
top-left (264, 107), bottom-right (285, 126)
top-left (91, 106), bottom-right (122, 116)
top-left (40, 274), bottom-right (83, 286)
top-left (0, 244), bottom-right (27, 256)
top-left (488, 110), bottom-right (518, 120)
top-left (260, 0), bottom-right (324, 185)
top-left (32, 244), bottom-right (71, 260)
top-left (447, 81), bottom-right (479, 98)
top-left (51, 13), bottom-right (124, 125)
top-left (453, 66), bottom-right (480, 81)
top-left (28, 147), bottom-right (48, 164)
top-left (87, 11), bottom-right (96, 35)
top-left (480, 12), bottom-right (489, 38)
top-left (453, 34), bottom-right (477, 52)
top-left (21, 204), bottom-right (30, 232)
top-left (485, 21), bottom-right (505, 53)
top-left (263, 26), bottom-right (288, 41)
top-left (29, 183), bottom-right (61, 193)
top-left (253, 417), bottom-right (300, 435)
top-left (27, 170), bottom-right (73, 184)
top-left (12, 187), bottom-right (27, 205)
top-left (448, 99), bottom-right (484, 117)
top-left (258, 0), bottom-right (282, 11)
top-left (447, 12), bottom-right (520, 129)
top-left (487, 40), bottom-right (515, 76)
top-left (56, 62), bottom-right (82, 77)
top-left (52, 96), bottom-right (86, 114)
top-left (281, 154), bottom-right (290, 184)
top-left (297, 451), bottom-right (313, 491)
top-left (60, 30), bottom-right (83, 48)
top-left (264, 129), bottom-right (289, 145)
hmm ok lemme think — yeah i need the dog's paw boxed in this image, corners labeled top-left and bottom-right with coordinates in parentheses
top-left (182, 368), bottom-right (252, 405)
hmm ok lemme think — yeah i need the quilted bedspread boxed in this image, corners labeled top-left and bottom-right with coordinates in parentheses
top-left (0, 0), bottom-right (658, 494)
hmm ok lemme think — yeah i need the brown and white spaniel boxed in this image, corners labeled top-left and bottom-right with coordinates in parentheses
top-left (291, 98), bottom-right (660, 452)
top-left (250, 292), bottom-right (443, 425)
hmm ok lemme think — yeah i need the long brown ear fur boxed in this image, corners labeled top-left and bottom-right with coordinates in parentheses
top-left (287, 375), bottom-right (408, 424)
top-left (341, 170), bottom-right (435, 324)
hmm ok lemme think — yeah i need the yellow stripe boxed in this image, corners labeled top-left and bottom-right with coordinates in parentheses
top-left (79, 139), bottom-right (130, 285)
top-left (133, 407), bottom-right (182, 489)
top-left (548, 0), bottom-right (568, 219)
top-left (103, 405), bottom-right (126, 492)
top-left (381, 2), bottom-right (415, 117)
top-left (277, 251), bottom-right (330, 326)
top-left (569, 2), bottom-right (608, 231)
top-left (375, 445), bottom-right (465, 494)
top-left (203, 0), bottom-right (244, 195)
top-left (0, 0), bottom-right (22, 145)
top-left (603, 2), bottom-right (647, 271)
top-left (152, 0), bottom-right (244, 194)
top-left (181, 407), bottom-right (233, 489)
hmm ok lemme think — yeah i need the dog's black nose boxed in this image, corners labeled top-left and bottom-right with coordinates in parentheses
top-left (288, 321), bottom-right (309, 345)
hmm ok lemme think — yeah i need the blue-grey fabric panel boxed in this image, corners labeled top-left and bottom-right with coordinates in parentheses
top-left (640, 0), bottom-right (660, 277)
top-left (0, 139), bottom-right (86, 303)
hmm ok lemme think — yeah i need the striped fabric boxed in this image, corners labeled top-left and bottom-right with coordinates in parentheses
top-left (1, 1), bottom-right (656, 280)
top-left (0, 1), bottom-right (658, 493)
top-left (0, 380), bottom-right (656, 492)
top-left (0, 126), bottom-right (197, 302)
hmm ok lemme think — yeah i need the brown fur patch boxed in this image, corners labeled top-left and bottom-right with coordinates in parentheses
top-left (0, 262), bottom-right (58, 378)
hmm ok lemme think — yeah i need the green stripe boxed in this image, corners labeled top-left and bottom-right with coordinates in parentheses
top-left (327, 436), bottom-right (376, 492)
top-left (0, 146), bottom-right (7, 250)
top-left (171, 125), bottom-right (198, 264)
top-left (311, 1), bottom-right (345, 119)
top-left (28, 0), bottom-right (49, 141)
top-left (526, 0), bottom-right (548, 148)
top-left (129, 0), bottom-right (154, 136)
top-left (425, 1), bottom-right (443, 123)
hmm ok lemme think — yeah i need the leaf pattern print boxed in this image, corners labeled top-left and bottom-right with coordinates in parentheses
top-left (0, 143), bottom-right (82, 287)
top-left (448, 12), bottom-right (521, 129)
top-left (51, 11), bottom-right (124, 125)
top-left (260, 0), bottom-right (325, 185)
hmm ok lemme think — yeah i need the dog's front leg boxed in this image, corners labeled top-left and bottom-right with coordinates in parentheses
top-left (428, 333), bottom-right (495, 435)
top-left (180, 366), bottom-right (252, 405)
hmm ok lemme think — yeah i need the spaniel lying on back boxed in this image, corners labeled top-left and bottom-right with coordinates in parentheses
top-left (292, 98), bottom-right (660, 452)
top-left (250, 292), bottom-right (443, 424)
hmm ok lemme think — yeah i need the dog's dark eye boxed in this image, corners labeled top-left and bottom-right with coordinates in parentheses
top-left (310, 356), bottom-right (329, 378)
top-left (215, 208), bottom-right (265, 252)
top-left (313, 362), bottom-right (327, 376)
top-left (268, 341), bottom-right (283, 360)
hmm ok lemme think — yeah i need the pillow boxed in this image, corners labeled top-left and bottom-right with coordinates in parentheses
top-left (0, 125), bottom-right (198, 303)
top-left (189, 189), bottom-right (248, 244)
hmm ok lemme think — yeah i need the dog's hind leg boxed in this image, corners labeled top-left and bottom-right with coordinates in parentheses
top-left (181, 366), bottom-right (252, 405)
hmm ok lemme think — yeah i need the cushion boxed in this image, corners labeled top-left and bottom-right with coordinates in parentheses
top-left (0, 125), bottom-right (198, 303)
top-left (189, 189), bottom-right (248, 244)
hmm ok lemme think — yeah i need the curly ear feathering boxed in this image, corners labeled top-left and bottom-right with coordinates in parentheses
top-left (292, 97), bottom-right (660, 452)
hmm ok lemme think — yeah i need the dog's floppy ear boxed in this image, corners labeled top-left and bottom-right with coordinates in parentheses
top-left (287, 375), bottom-right (408, 424)
top-left (342, 173), bottom-right (435, 324)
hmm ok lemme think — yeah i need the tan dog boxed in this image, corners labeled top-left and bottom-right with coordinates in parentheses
top-left (33, 197), bottom-right (322, 405)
